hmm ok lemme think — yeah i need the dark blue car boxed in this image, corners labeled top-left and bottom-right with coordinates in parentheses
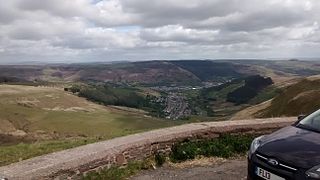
top-left (248, 110), bottom-right (320, 180)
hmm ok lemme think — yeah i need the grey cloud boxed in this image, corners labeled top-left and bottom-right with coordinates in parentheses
top-left (16, 0), bottom-right (93, 18)
top-left (121, 0), bottom-right (240, 27)
top-left (0, 2), bottom-right (22, 24)
top-left (1, 0), bottom-right (320, 63)
top-left (213, 7), bottom-right (312, 31)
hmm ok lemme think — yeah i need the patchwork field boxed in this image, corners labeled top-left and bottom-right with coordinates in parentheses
top-left (0, 85), bottom-right (179, 166)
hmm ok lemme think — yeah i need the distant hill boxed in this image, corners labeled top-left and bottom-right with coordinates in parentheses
top-left (171, 60), bottom-right (242, 81)
top-left (74, 61), bottom-right (203, 86)
top-left (0, 76), bottom-right (27, 83)
top-left (0, 62), bottom-right (201, 85)
top-left (1, 60), bottom-right (320, 86)
top-left (229, 60), bottom-right (320, 76)
top-left (0, 60), bottom-right (249, 86)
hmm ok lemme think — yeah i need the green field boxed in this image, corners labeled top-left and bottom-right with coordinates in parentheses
top-left (0, 85), bottom-right (179, 166)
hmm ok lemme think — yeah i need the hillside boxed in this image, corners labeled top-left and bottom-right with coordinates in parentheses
top-left (231, 76), bottom-right (320, 120)
top-left (257, 79), bottom-right (320, 117)
top-left (0, 85), bottom-right (178, 145)
top-left (171, 60), bottom-right (242, 81)
top-left (75, 61), bottom-right (203, 86)
top-left (183, 75), bottom-right (275, 120)
top-left (226, 75), bottom-right (273, 104)
top-left (0, 61), bottom-right (247, 86)
top-left (1, 60), bottom-right (320, 87)
top-left (231, 60), bottom-right (320, 85)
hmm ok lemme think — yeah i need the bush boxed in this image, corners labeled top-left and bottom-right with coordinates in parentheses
top-left (170, 141), bottom-right (199, 162)
top-left (155, 153), bottom-right (166, 166)
top-left (74, 84), bottom-right (145, 108)
top-left (170, 135), bottom-right (254, 162)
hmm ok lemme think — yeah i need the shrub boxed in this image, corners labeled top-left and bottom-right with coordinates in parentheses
top-left (155, 153), bottom-right (166, 166)
top-left (170, 141), bottom-right (199, 162)
top-left (170, 135), bottom-right (254, 162)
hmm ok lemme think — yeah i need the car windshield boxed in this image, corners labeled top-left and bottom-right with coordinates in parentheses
top-left (298, 109), bottom-right (320, 132)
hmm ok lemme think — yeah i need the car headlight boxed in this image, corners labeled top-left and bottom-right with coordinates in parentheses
top-left (248, 136), bottom-right (264, 159)
top-left (306, 165), bottom-right (320, 179)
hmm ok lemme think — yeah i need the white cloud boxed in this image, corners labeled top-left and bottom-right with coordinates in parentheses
top-left (141, 25), bottom-right (219, 43)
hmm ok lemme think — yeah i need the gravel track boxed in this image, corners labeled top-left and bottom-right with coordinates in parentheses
top-left (131, 158), bottom-right (247, 180)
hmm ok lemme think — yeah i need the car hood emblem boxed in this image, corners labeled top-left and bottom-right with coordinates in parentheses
top-left (268, 158), bottom-right (279, 166)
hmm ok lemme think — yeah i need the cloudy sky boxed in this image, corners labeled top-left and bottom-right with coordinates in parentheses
top-left (1, 0), bottom-right (320, 63)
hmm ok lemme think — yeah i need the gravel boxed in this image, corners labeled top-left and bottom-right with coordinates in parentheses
top-left (131, 158), bottom-right (247, 180)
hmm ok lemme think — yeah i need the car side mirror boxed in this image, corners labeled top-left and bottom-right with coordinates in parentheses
top-left (298, 114), bottom-right (306, 121)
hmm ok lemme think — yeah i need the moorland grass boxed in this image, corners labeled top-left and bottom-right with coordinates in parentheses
top-left (259, 79), bottom-right (320, 117)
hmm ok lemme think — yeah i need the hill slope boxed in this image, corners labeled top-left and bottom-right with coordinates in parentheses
top-left (0, 85), bottom-right (177, 144)
top-left (171, 60), bottom-right (242, 81)
top-left (257, 79), bottom-right (320, 117)
top-left (0, 61), bottom-right (247, 85)
top-left (1, 60), bottom-right (320, 86)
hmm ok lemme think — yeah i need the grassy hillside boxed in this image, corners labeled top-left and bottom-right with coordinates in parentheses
top-left (258, 79), bottom-right (320, 117)
top-left (0, 85), bottom-right (179, 165)
top-left (0, 85), bottom-right (178, 139)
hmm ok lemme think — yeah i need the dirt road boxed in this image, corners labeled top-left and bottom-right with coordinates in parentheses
top-left (131, 158), bottom-right (247, 180)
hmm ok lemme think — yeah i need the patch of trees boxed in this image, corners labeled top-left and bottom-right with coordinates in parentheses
top-left (227, 75), bottom-right (273, 104)
top-left (0, 76), bottom-right (25, 83)
top-left (65, 84), bottom-right (167, 117)
top-left (66, 84), bottom-right (145, 108)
